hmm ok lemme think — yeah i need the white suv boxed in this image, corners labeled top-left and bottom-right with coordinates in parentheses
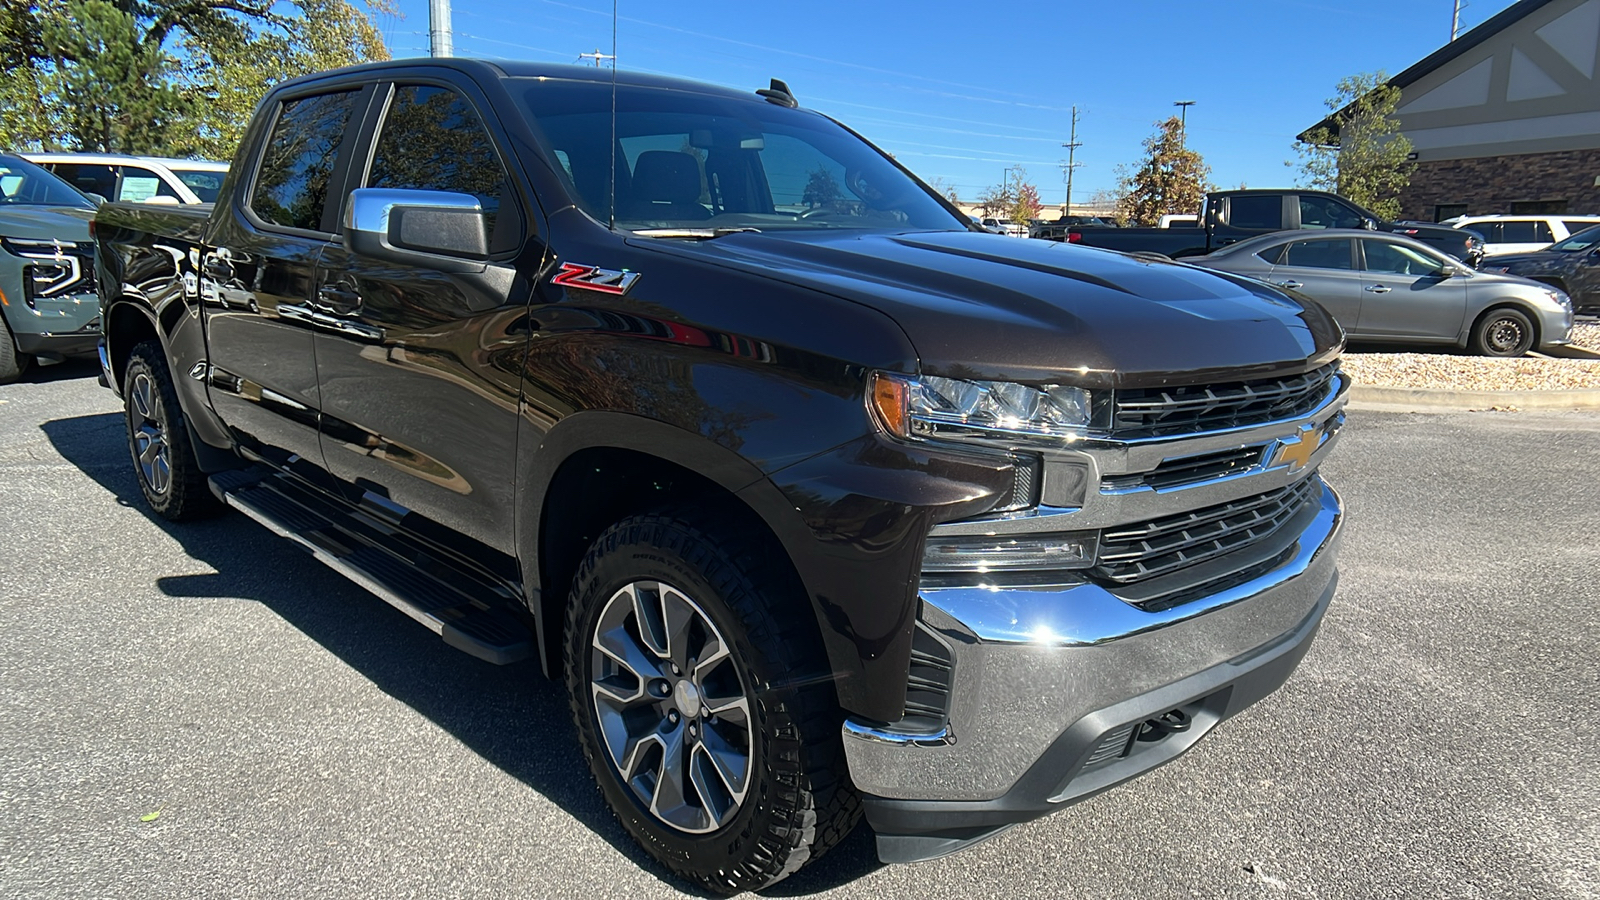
top-left (21, 153), bottom-right (228, 206)
top-left (1443, 214), bottom-right (1600, 257)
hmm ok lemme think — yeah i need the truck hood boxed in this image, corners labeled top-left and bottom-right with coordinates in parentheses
top-left (0, 205), bottom-right (95, 242)
top-left (645, 230), bottom-right (1342, 389)
top-left (1483, 250), bottom-right (1563, 269)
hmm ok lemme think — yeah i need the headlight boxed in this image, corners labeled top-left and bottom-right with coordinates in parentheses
top-left (0, 237), bottom-right (79, 258)
top-left (1546, 288), bottom-right (1572, 308)
top-left (870, 371), bottom-right (1106, 444)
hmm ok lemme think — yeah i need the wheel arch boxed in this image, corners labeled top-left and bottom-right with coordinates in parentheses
top-left (518, 412), bottom-right (830, 687)
top-left (1467, 300), bottom-right (1542, 350)
top-left (104, 298), bottom-right (161, 392)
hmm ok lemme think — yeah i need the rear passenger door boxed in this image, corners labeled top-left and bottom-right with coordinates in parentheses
top-left (202, 85), bottom-right (372, 470)
top-left (311, 79), bottom-right (538, 552)
top-left (1267, 237), bottom-right (1365, 331)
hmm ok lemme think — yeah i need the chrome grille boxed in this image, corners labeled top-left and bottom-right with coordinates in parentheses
top-left (1102, 444), bottom-right (1268, 493)
top-left (1090, 477), bottom-right (1318, 585)
top-left (1112, 362), bottom-right (1340, 439)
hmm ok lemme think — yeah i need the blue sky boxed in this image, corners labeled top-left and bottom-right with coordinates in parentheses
top-left (374, 0), bottom-right (1520, 206)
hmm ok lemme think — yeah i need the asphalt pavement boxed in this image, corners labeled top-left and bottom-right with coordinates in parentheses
top-left (2, 359), bottom-right (1597, 899)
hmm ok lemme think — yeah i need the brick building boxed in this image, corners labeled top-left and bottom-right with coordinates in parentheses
top-left (1302, 0), bottom-right (1600, 221)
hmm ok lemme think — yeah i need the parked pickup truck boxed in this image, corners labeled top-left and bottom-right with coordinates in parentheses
top-left (1052, 189), bottom-right (1485, 266)
top-left (94, 59), bottom-right (1347, 893)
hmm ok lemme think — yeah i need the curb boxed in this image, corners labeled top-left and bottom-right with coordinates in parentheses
top-left (1349, 384), bottom-right (1600, 411)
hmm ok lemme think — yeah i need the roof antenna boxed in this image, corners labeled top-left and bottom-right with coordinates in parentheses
top-left (757, 78), bottom-right (798, 108)
top-left (608, 0), bottom-right (618, 230)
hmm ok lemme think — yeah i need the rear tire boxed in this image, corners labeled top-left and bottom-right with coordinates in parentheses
top-left (564, 511), bottom-right (859, 895)
top-left (1470, 306), bottom-right (1536, 357)
top-left (123, 341), bottom-right (218, 520)
top-left (0, 315), bottom-right (32, 384)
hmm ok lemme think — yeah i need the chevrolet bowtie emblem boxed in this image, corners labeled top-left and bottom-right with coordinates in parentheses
top-left (1268, 424), bottom-right (1323, 472)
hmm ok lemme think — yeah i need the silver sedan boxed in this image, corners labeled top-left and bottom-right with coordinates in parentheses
top-left (1189, 229), bottom-right (1574, 356)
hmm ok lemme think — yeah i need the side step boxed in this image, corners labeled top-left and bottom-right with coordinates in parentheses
top-left (209, 468), bottom-right (533, 665)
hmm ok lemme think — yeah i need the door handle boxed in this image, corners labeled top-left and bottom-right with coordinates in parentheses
top-left (1364, 285), bottom-right (1392, 293)
top-left (1276, 280), bottom-right (1303, 289)
top-left (315, 285), bottom-right (362, 315)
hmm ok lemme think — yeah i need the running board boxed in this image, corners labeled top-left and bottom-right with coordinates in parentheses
top-left (208, 469), bottom-right (533, 665)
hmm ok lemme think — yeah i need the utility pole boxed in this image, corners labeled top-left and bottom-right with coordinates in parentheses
top-left (428, 0), bottom-right (452, 58)
top-left (1452, 0), bottom-right (1468, 40)
top-left (578, 48), bottom-right (616, 67)
top-left (1060, 106), bottom-right (1082, 215)
top-left (1173, 100), bottom-right (1196, 144)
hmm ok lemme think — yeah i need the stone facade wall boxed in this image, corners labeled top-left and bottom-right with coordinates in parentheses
top-left (1399, 148), bottom-right (1600, 220)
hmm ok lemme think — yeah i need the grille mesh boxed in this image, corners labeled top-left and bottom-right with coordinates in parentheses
top-left (1090, 477), bottom-right (1318, 585)
top-left (1102, 444), bottom-right (1268, 492)
top-left (1112, 362), bottom-right (1340, 439)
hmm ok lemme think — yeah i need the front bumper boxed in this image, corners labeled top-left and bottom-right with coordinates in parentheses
top-left (843, 476), bottom-right (1343, 863)
top-left (3, 285), bottom-right (100, 360)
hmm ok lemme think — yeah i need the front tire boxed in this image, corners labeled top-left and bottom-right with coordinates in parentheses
top-left (1471, 306), bottom-right (1536, 357)
top-left (0, 314), bottom-right (32, 384)
top-left (123, 341), bottom-right (218, 520)
top-left (564, 512), bottom-right (859, 894)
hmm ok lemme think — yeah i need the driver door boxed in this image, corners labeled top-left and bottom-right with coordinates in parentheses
top-left (1356, 238), bottom-right (1467, 339)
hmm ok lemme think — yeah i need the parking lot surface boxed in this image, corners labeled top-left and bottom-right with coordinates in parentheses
top-left (2, 360), bottom-right (1597, 899)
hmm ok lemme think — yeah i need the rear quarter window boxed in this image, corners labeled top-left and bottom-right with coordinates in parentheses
top-left (251, 90), bottom-right (361, 232)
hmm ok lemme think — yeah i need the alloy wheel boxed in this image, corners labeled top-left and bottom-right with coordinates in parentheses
top-left (589, 580), bottom-right (753, 834)
top-left (129, 371), bottom-right (171, 495)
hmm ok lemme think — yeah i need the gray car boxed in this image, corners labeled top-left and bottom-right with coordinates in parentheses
top-left (1190, 229), bottom-right (1574, 357)
top-left (0, 154), bottom-right (100, 382)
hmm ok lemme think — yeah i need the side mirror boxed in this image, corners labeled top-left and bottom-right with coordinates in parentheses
top-left (344, 188), bottom-right (489, 273)
top-left (1363, 217), bottom-right (1379, 231)
top-left (1437, 264), bottom-right (1459, 277)
top-left (84, 192), bottom-right (108, 206)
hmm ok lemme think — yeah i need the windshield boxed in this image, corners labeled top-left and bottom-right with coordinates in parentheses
top-left (171, 168), bottom-right (225, 203)
top-left (0, 155), bottom-right (95, 209)
top-left (1550, 224), bottom-right (1600, 252)
top-left (512, 78), bottom-right (964, 233)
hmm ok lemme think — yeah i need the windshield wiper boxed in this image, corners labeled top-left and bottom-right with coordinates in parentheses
top-left (630, 227), bottom-right (762, 239)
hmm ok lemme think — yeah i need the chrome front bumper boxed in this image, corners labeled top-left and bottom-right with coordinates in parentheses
top-left (844, 475), bottom-right (1343, 860)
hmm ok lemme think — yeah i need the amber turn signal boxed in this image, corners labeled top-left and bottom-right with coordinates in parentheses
top-left (869, 372), bottom-right (909, 437)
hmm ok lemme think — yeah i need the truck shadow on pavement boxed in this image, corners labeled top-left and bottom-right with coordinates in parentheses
top-left (42, 412), bottom-right (882, 897)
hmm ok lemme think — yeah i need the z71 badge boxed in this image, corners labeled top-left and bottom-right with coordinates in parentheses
top-left (551, 262), bottom-right (640, 295)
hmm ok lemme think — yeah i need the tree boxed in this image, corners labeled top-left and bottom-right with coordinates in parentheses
top-left (924, 175), bottom-right (960, 205)
top-left (802, 166), bottom-right (843, 210)
top-left (0, 0), bottom-right (391, 157)
top-left (1114, 116), bottom-right (1211, 227)
top-left (1290, 72), bottom-right (1415, 221)
top-left (975, 182), bottom-right (1012, 218)
top-left (1007, 168), bottom-right (1041, 224)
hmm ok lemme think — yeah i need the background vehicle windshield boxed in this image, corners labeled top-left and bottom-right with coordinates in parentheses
top-left (171, 168), bottom-right (224, 203)
top-left (513, 78), bottom-right (964, 233)
top-left (0, 155), bottom-right (94, 209)
top-left (1549, 224), bottom-right (1600, 252)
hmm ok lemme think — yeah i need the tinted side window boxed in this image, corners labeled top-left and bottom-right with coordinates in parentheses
top-left (252, 90), bottom-right (360, 231)
top-left (50, 163), bottom-right (117, 199)
top-left (1559, 219), bottom-right (1599, 236)
top-left (1254, 243), bottom-right (1287, 265)
top-left (1363, 240), bottom-right (1445, 275)
top-left (1500, 220), bottom-right (1541, 243)
top-left (1299, 196), bottom-right (1364, 229)
top-left (1280, 238), bottom-right (1352, 270)
top-left (1228, 196), bottom-right (1282, 230)
top-left (367, 85), bottom-right (512, 248)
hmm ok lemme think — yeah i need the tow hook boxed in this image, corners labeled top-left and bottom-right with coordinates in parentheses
top-left (1137, 708), bottom-right (1192, 742)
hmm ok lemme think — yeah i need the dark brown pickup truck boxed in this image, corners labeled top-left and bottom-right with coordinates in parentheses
top-left (94, 58), bottom-right (1347, 893)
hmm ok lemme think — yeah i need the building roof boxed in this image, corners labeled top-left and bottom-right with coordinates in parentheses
top-left (1297, 0), bottom-right (1555, 142)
